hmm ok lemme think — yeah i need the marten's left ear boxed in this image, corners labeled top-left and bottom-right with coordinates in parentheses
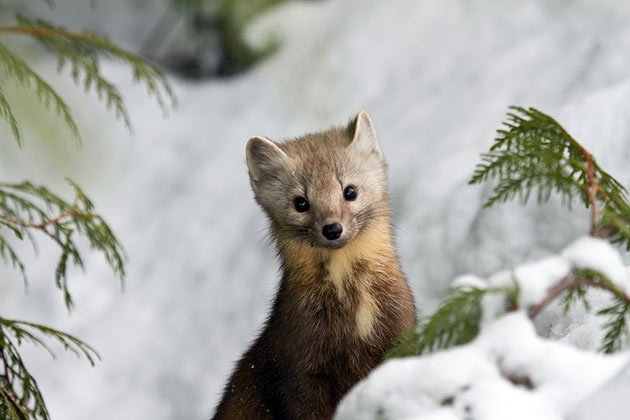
top-left (348, 110), bottom-right (383, 160)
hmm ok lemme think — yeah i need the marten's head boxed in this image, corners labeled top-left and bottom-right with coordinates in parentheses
top-left (246, 111), bottom-right (389, 250)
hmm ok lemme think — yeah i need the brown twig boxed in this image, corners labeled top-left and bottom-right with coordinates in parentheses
top-left (528, 271), bottom-right (630, 320)
top-left (578, 146), bottom-right (601, 235)
top-left (527, 274), bottom-right (576, 319)
top-left (0, 209), bottom-right (83, 230)
top-left (0, 209), bottom-right (90, 253)
top-left (580, 278), bottom-right (630, 301)
top-left (0, 26), bottom-right (73, 38)
top-left (0, 384), bottom-right (30, 419)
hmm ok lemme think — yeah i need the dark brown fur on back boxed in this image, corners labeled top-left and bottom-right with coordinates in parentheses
top-left (211, 112), bottom-right (416, 419)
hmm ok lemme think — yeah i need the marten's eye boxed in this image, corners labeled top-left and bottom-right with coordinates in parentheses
top-left (343, 186), bottom-right (357, 201)
top-left (294, 197), bottom-right (310, 212)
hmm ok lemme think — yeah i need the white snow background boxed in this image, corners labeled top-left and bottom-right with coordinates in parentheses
top-left (1, 0), bottom-right (630, 419)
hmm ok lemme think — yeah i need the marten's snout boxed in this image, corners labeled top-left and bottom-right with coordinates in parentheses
top-left (322, 223), bottom-right (343, 240)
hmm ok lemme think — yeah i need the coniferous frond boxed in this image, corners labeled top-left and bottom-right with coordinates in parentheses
top-left (599, 203), bottom-right (630, 251)
top-left (0, 42), bottom-right (80, 144)
top-left (0, 8), bottom-right (162, 419)
top-left (15, 16), bottom-right (175, 118)
top-left (0, 317), bottom-right (99, 420)
top-left (470, 107), bottom-right (590, 209)
top-left (386, 287), bottom-right (487, 358)
top-left (0, 16), bottom-right (175, 146)
top-left (598, 296), bottom-right (630, 354)
top-left (561, 285), bottom-right (589, 313)
top-left (0, 318), bottom-right (100, 365)
top-left (0, 235), bottom-right (26, 284)
top-left (575, 268), bottom-right (626, 299)
top-left (0, 83), bottom-right (21, 144)
top-left (387, 282), bottom-right (519, 359)
top-left (470, 106), bottom-right (630, 249)
top-left (572, 268), bottom-right (630, 353)
top-left (0, 180), bottom-right (126, 310)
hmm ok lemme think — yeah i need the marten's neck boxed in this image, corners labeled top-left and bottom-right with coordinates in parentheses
top-left (274, 219), bottom-right (402, 339)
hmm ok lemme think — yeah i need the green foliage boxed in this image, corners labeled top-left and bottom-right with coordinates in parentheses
top-left (388, 106), bottom-right (630, 360)
top-left (386, 287), bottom-right (485, 358)
top-left (0, 317), bottom-right (99, 420)
top-left (470, 107), bottom-right (588, 208)
top-left (386, 285), bottom-right (517, 359)
top-left (598, 296), bottom-right (630, 354)
top-left (0, 4), bottom-right (174, 419)
top-left (470, 107), bottom-right (630, 249)
top-left (561, 284), bottom-right (589, 313)
top-left (0, 180), bottom-right (125, 309)
top-left (0, 14), bottom-right (175, 146)
top-left (599, 202), bottom-right (630, 251)
top-left (0, 82), bottom-right (20, 142)
top-left (0, 179), bottom-right (125, 420)
top-left (0, 42), bottom-right (79, 146)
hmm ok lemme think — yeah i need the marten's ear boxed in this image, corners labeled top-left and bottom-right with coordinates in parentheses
top-left (348, 110), bottom-right (383, 160)
top-left (246, 136), bottom-right (291, 185)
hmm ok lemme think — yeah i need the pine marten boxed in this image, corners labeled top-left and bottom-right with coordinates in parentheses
top-left (212, 111), bottom-right (416, 419)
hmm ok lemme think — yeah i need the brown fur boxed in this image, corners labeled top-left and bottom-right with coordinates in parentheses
top-left (212, 112), bottom-right (416, 419)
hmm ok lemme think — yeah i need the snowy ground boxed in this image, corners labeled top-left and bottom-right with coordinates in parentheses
top-left (1, 0), bottom-right (630, 419)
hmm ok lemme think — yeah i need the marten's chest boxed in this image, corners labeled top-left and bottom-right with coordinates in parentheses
top-left (287, 253), bottom-right (389, 345)
top-left (324, 253), bottom-right (381, 340)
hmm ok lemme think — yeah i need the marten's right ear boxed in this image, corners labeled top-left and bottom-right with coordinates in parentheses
top-left (246, 136), bottom-right (291, 186)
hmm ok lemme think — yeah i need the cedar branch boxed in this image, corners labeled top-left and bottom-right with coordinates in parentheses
top-left (527, 274), bottom-right (576, 319)
top-left (578, 145), bottom-right (600, 235)
top-left (528, 271), bottom-right (630, 320)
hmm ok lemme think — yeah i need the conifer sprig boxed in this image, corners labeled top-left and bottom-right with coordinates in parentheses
top-left (0, 7), bottom-right (166, 419)
top-left (470, 107), bottom-right (630, 246)
top-left (0, 15), bottom-right (175, 146)
top-left (0, 317), bottom-right (99, 420)
top-left (0, 83), bottom-right (20, 142)
top-left (598, 296), bottom-right (630, 354)
top-left (0, 43), bottom-right (79, 146)
top-left (386, 287), bottom-right (484, 358)
top-left (0, 180), bottom-right (126, 310)
top-left (386, 285), bottom-right (517, 358)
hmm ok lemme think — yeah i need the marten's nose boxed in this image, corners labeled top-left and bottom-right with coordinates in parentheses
top-left (322, 223), bottom-right (343, 241)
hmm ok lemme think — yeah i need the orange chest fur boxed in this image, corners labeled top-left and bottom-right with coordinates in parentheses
top-left (281, 224), bottom-right (398, 340)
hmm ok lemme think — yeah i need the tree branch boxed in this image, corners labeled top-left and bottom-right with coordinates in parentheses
top-left (528, 271), bottom-right (630, 320)
top-left (0, 208), bottom-right (85, 230)
top-left (578, 146), bottom-right (600, 235)
top-left (527, 274), bottom-right (576, 319)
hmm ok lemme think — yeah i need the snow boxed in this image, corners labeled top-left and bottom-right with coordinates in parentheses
top-left (0, 0), bottom-right (630, 419)
top-left (513, 257), bottom-right (572, 307)
top-left (562, 236), bottom-right (630, 294)
top-left (570, 362), bottom-right (630, 420)
top-left (481, 255), bottom-right (572, 313)
top-left (451, 274), bottom-right (488, 290)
